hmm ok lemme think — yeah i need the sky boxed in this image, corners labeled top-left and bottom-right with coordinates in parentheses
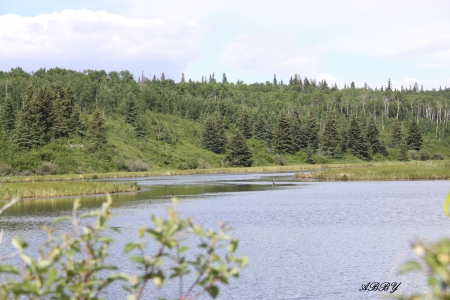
top-left (0, 0), bottom-right (449, 89)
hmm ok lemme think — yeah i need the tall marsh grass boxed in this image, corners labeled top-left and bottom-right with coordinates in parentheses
top-left (0, 181), bottom-right (139, 200)
top-left (295, 161), bottom-right (450, 181)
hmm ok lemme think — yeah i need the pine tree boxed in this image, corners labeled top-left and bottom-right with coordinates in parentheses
top-left (15, 92), bottom-right (45, 149)
top-left (35, 86), bottom-right (53, 135)
top-left (87, 108), bottom-right (106, 146)
top-left (201, 115), bottom-right (225, 154)
top-left (291, 108), bottom-right (306, 151)
top-left (222, 73), bottom-right (227, 84)
top-left (407, 119), bottom-right (423, 150)
top-left (347, 116), bottom-right (369, 160)
top-left (237, 108), bottom-right (252, 139)
top-left (303, 77), bottom-right (310, 90)
top-left (365, 118), bottom-right (384, 155)
top-left (305, 110), bottom-right (319, 151)
top-left (181, 73), bottom-right (185, 83)
top-left (161, 73), bottom-right (165, 81)
top-left (66, 85), bottom-right (82, 136)
top-left (321, 114), bottom-right (341, 156)
top-left (253, 116), bottom-right (267, 142)
top-left (125, 97), bottom-right (138, 126)
top-left (273, 74), bottom-right (277, 86)
top-left (1, 94), bottom-right (16, 136)
top-left (52, 87), bottom-right (71, 139)
top-left (350, 82), bottom-right (355, 88)
top-left (274, 111), bottom-right (294, 154)
top-left (306, 144), bottom-right (315, 164)
top-left (387, 78), bottom-right (392, 91)
top-left (135, 120), bottom-right (146, 139)
top-left (398, 138), bottom-right (409, 161)
top-left (226, 130), bottom-right (252, 167)
top-left (390, 119), bottom-right (402, 148)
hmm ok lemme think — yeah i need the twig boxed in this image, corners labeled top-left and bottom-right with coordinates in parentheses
top-left (0, 197), bottom-right (21, 215)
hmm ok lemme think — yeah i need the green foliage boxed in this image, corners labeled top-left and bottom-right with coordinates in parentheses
top-left (0, 196), bottom-right (247, 299)
top-left (237, 107), bottom-right (252, 139)
top-left (125, 96), bottom-right (138, 126)
top-left (274, 111), bottom-right (294, 154)
top-left (390, 119), bottom-right (403, 148)
top-left (398, 138), bottom-right (409, 161)
top-left (407, 119), bottom-right (423, 151)
top-left (201, 115), bottom-right (226, 154)
top-left (321, 113), bottom-right (341, 156)
top-left (291, 108), bottom-right (306, 151)
top-left (87, 108), bottom-right (107, 146)
top-left (305, 111), bottom-right (319, 151)
top-left (365, 118), bottom-right (385, 155)
top-left (226, 130), bottom-right (252, 167)
top-left (346, 116), bottom-right (369, 160)
top-left (1, 94), bottom-right (16, 136)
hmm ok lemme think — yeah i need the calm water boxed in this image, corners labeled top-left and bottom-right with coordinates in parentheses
top-left (1, 172), bottom-right (449, 300)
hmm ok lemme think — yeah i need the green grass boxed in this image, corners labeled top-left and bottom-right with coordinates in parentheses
top-left (295, 160), bottom-right (450, 181)
top-left (0, 181), bottom-right (140, 200)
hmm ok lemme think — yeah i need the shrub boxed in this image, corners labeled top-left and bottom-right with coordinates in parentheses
top-left (432, 152), bottom-right (446, 160)
top-left (20, 170), bottom-right (34, 176)
top-left (274, 154), bottom-right (285, 166)
top-left (125, 160), bottom-right (149, 172)
top-left (36, 162), bottom-right (57, 175)
top-left (0, 163), bottom-right (12, 175)
top-left (0, 197), bottom-right (247, 299)
top-left (408, 150), bottom-right (420, 160)
top-left (419, 149), bottom-right (430, 161)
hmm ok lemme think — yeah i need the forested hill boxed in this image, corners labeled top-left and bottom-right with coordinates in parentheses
top-left (0, 67), bottom-right (449, 175)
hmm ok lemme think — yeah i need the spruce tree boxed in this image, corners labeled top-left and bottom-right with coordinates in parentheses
top-left (34, 86), bottom-right (53, 136)
top-left (346, 116), bottom-right (369, 160)
top-left (303, 77), bottom-right (310, 90)
top-left (87, 108), bottom-right (106, 146)
top-left (321, 114), bottom-right (341, 156)
top-left (273, 74), bottom-right (277, 86)
top-left (135, 120), bottom-right (146, 139)
top-left (201, 115), bottom-right (226, 154)
top-left (407, 119), bottom-right (423, 150)
top-left (305, 110), bottom-right (319, 151)
top-left (253, 116), bottom-right (267, 142)
top-left (226, 130), bottom-right (252, 167)
top-left (222, 73), bottom-right (227, 84)
top-left (390, 119), bottom-right (402, 148)
top-left (291, 108), bottom-right (306, 151)
top-left (125, 97), bottom-right (138, 126)
top-left (237, 108), bottom-right (252, 139)
top-left (398, 138), bottom-right (409, 161)
top-left (52, 88), bottom-right (71, 139)
top-left (1, 95), bottom-right (16, 136)
top-left (15, 94), bottom-right (44, 149)
top-left (274, 111), bottom-right (294, 154)
top-left (365, 118), bottom-right (384, 155)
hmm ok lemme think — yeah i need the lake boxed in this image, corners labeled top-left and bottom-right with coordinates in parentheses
top-left (1, 172), bottom-right (449, 299)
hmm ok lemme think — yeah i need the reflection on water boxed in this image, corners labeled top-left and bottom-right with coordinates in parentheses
top-left (0, 173), bottom-right (450, 299)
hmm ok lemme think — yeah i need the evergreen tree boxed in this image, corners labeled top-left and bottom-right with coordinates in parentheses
top-left (321, 114), bottom-right (341, 156)
top-left (222, 73), bottom-right (227, 84)
top-left (398, 138), bottom-right (409, 161)
top-left (390, 119), bottom-right (402, 148)
top-left (65, 85), bottom-right (82, 136)
top-left (346, 116), bottom-right (369, 160)
top-left (135, 120), bottom-right (146, 139)
top-left (125, 97), bottom-right (138, 126)
top-left (291, 108), bottom-right (306, 151)
top-left (226, 130), bottom-right (252, 167)
top-left (1, 94), bottom-right (16, 136)
top-left (274, 111), bottom-right (294, 154)
top-left (35, 86), bottom-right (53, 135)
top-left (201, 115), bottom-right (225, 154)
top-left (305, 144), bottom-right (315, 164)
top-left (237, 108), bottom-right (252, 138)
top-left (273, 74), bottom-right (277, 86)
top-left (303, 77), bottom-right (310, 90)
top-left (15, 93), bottom-right (44, 149)
top-left (365, 118), bottom-right (384, 155)
top-left (305, 110), bottom-right (319, 151)
top-left (387, 78), bottom-right (392, 91)
top-left (161, 73), bottom-right (165, 81)
top-left (52, 87), bottom-right (71, 139)
top-left (181, 73), bottom-right (185, 83)
top-left (253, 116), bottom-right (267, 142)
top-left (350, 82), bottom-right (355, 88)
top-left (407, 119), bottom-right (423, 150)
top-left (87, 108), bottom-right (106, 145)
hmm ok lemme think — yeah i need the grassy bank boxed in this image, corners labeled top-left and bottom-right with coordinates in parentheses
top-left (295, 161), bottom-right (450, 181)
top-left (0, 181), bottom-right (140, 200)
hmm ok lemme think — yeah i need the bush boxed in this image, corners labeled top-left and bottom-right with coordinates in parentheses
top-left (274, 154), bottom-right (285, 166)
top-left (0, 163), bottom-right (12, 175)
top-left (36, 162), bottom-right (57, 175)
top-left (408, 150), bottom-right (420, 160)
top-left (432, 152), bottom-right (446, 160)
top-left (20, 170), bottom-right (34, 176)
top-left (125, 160), bottom-right (149, 172)
top-left (419, 149), bottom-right (430, 161)
top-left (0, 197), bottom-right (247, 299)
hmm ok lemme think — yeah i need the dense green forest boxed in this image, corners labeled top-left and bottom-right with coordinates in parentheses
top-left (0, 67), bottom-right (449, 175)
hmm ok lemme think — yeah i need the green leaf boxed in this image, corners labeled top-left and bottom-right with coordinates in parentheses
top-left (129, 255), bottom-right (145, 264)
top-left (398, 260), bottom-right (422, 274)
top-left (177, 246), bottom-right (189, 254)
top-left (46, 268), bottom-right (57, 285)
top-left (124, 243), bottom-right (140, 254)
top-left (443, 193), bottom-right (450, 216)
top-left (11, 237), bottom-right (27, 250)
top-left (80, 211), bottom-right (100, 218)
top-left (52, 216), bottom-right (71, 223)
top-left (107, 273), bottom-right (129, 282)
top-left (0, 265), bottom-right (18, 274)
top-left (206, 285), bottom-right (219, 298)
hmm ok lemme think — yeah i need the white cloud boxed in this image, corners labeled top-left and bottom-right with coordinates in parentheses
top-left (220, 30), bottom-right (325, 78)
top-left (0, 9), bottom-right (208, 77)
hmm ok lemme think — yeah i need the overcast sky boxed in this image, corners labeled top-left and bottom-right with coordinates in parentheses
top-left (0, 0), bottom-right (449, 89)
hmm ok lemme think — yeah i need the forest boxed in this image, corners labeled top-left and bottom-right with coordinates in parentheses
top-left (0, 67), bottom-right (449, 175)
